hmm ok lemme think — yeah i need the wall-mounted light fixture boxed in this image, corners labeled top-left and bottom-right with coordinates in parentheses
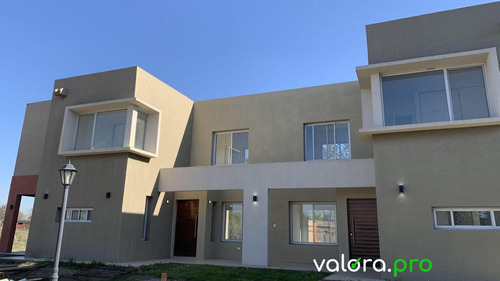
top-left (53, 88), bottom-right (67, 97)
top-left (253, 195), bottom-right (258, 202)
top-left (105, 192), bottom-right (111, 199)
top-left (399, 185), bottom-right (405, 194)
top-left (9, 205), bottom-right (13, 210)
top-left (43, 193), bottom-right (49, 199)
top-left (165, 199), bottom-right (170, 204)
top-left (208, 200), bottom-right (212, 204)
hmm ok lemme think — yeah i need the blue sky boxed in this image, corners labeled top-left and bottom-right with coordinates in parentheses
top-left (0, 0), bottom-right (495, 212)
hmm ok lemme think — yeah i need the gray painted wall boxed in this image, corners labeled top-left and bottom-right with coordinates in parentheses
top-left (14, 101), bottom-right (51, 176)
top-left (268, 188), bottom-right (376, 267)
top-left (373, 127), bottom-right (500, 280)
top-left (190, 82), bottom-right (373, 166)
top-left (366, 2), bottom-right (500, 65)
top-left (26, 67), bottom-right (137, 261)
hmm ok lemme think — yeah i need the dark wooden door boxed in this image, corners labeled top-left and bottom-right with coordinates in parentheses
top-left (174, 200), bottom-right (199, 257)
top-left (348, 199), bottom-right (380, 261)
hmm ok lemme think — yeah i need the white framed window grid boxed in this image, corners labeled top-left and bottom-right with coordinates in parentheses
top-left (433, 207), bottom-right (500, 229)
top-left (65, 208), bottom-right (93, 222)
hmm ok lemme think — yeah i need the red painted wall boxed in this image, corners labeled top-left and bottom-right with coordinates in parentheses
top-left (0, 175), bottom-right (38, 252)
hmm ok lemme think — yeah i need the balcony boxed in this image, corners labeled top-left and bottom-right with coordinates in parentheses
top-left (159, 159), bottom-right (375, 192)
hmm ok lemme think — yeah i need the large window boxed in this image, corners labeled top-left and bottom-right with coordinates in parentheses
top-left (382, 66), bottom-right (489, 126)
top-left (59, 98), bottom-right (161, 158)
top-left (213, 131), bottom-right (249, 165)
top-left (433, 208), bottom-right (500, 229)
top-left (134, 112), bottom-right (147, 150)
top-left (75, 110), bottom-right (127, 150)
top-left (223, 203), bottom-right (243, 242)
top-left (305, 122), bottom-right (350, 161)
top-left (65, 208), bottom-right (93, 222)
top-left (290, 202), bottom-right (336, 244)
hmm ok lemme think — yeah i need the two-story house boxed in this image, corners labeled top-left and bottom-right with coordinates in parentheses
top-left (1, 2), bottom-right (500, 280)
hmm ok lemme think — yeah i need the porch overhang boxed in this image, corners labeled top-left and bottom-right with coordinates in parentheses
top-left (159, 159), bottom-right (375, 192)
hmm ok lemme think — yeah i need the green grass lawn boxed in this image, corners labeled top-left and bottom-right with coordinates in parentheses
top-left (123, 263), bottom-right (328, 281)
top-left (12, 227), bottom-right (29, 252)
top-left (0, 227), bottom-right (29, 252)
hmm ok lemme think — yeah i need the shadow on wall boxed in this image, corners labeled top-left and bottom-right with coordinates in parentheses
top-left (174, 110), bottom-right (194, 168)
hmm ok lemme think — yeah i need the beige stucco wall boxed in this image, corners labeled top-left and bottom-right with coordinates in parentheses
top-left (268, 188), bottom-right (375, 267)
top-left (190, 82), bottom-right (372, 166)
top-left (366, 2), bottom-right (500, 65)
top-left (26, 67), bottom-right (195, 263)
top-left (26, 67), bottom-right (138, 261)
top-left (373, 126), bottom-right (500, 281)
top-left (14, 100), bottom-right (51, 176)
top-left (116, 67), bottom-right (194, 262)
top-left (205, 190), bottom-right (243, 260)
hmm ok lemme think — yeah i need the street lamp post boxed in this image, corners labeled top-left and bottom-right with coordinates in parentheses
top-left (51, 161), bottom-right (78, 281)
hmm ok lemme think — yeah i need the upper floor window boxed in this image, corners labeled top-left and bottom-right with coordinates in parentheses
top-left (382, 66), bottom-right (489, 126)
top-left (59, 98), bottom-right (160, 158)
top-left (213, 131), bottom-right (249, 165)
top-left (305, 122), bottom-right (350, 161)
top-left (75, 110), bottom-right (127, 150)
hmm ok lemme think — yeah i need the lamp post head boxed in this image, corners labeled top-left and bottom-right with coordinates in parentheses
top-left (59, 160), bottom-right (78, 186)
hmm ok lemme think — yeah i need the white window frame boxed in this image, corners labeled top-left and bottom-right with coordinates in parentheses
top-left (74, 109), bottom-right (128, 150)
top-left (212, 130), bottom-right (249, 165)
top-left (433, 207), bottom-right (500, 229)
top-left (290, 202), bottom-right (337, 245)
top-left (59, 97), bottom-right (161, 158)
top-left (65, 208), bottom-right (93, 223)
top-left (222, 202), bottom-right (243, 242)
top-left (380, 64), bottom-right (491, 126)
top-left (304, 121), bottom-right (351, 161)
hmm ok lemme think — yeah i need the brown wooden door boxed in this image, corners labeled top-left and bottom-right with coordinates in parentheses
top-left (347, 199), bottom-right (380, 261)
top-left (174, 200), bottom-right (199, 257)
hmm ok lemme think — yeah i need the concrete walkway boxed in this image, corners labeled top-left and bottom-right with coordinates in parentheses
top-left (114, 257), bottom-right (320, 271)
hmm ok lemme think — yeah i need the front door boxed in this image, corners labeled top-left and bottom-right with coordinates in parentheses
top-left (347, 199), bottom-right (380, 262)
top-left (174, 200), bottom-right (199, 257)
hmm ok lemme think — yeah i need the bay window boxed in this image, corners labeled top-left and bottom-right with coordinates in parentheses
top-left (59, 98), bottom-right (160, 158)
top-left (75, 110), bottom-right (127, 150)
top-left (382, 66), bottom-right (489, 126)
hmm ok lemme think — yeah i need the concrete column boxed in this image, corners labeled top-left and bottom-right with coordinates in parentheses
top-left (242, 188), bottom-right (268, 266)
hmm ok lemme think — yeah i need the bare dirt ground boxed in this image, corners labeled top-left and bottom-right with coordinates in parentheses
top-left (0, 261), bottom-right (137, 281)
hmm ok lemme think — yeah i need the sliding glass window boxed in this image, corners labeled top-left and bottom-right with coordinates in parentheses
top-left (305, 122), bottom-right (350, 161)
top-left (290, 202), bottom-right (336, 244)
top-left (382, 66), bottom-right (489, 126)
top-left (213, 131), bottom-right (249, 165)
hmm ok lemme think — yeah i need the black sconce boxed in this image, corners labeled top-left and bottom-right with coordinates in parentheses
top-left (399, 185), bottom-right (405, 194)
top-left (253, 195), bottom-right (258, 202)
top-left (43, 193), bottom-right (49, 199)
top-left (9, 205), bottom-right (13, 209)
top-left (105, 192), bottom-right (111, 199)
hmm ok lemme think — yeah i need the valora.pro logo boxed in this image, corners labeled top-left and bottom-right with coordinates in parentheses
top-left (313, 254), bottom-right (432, 277)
